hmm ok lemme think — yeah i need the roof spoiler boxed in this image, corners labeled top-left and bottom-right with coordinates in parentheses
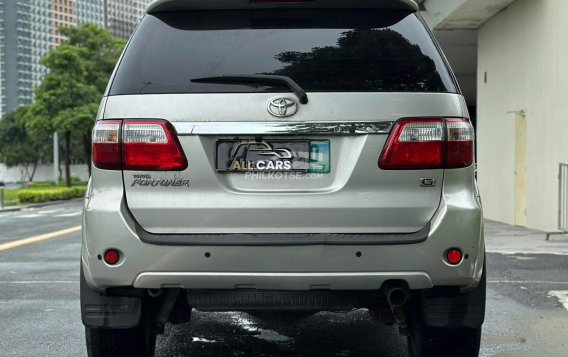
top-left (147, 0), bottom-right (419, 13)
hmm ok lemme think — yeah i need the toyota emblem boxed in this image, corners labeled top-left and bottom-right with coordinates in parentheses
top-left (267, 97), bottom-right (299, 118)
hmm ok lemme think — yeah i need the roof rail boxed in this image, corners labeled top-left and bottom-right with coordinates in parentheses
top-left (147, 0), bottom-right (419, 13)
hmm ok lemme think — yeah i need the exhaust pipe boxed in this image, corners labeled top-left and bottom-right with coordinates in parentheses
top-left (383, 283), bottom-right (410, 336)
top-left (385, 286), bottom-right (409, 307)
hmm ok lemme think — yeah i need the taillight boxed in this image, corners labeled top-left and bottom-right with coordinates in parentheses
top-left (379, 118), bottom-right (474, 170)
top-left (92, 121), bottom-right (121, 170)
top-left (379, 119), bottom-right (444, 170)
top-left (122, 121), bottom-right (187, 171)
top-left (92, 120), bottom-right (187, 171)
top-left (446, 119), bottom-right (475, 168)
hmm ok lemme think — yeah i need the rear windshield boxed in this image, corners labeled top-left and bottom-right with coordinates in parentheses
top-left (109, 9), bottom-right (458, 95)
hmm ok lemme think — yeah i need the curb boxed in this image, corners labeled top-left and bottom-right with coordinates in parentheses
top-left (0, 198), bottom-right (84, 213)
top-left (0, 206), bottom-right (21, 213)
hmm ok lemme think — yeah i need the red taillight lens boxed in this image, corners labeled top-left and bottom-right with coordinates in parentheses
top-left (122, 120), bottom-right (187, 171)
top-left (92, 120), bottom-right (187, 171)
top-left (92, 121), bottom-right (122, 170)
top-left (379, 119), bottom-right (444, 170)
top-left (379, 118), bottom-right (474, 170)
top-left (446, 119), bottom-right (475, 168)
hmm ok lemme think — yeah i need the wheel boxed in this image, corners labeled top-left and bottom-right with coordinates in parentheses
top-left (85, 309), bottom-right (157, 357)
top-left (407, 261), bottom-right (486, 357)
top-left (86, 320), bottom-right (156, 357)
top-left (407, 324), bottom-right (481, 357)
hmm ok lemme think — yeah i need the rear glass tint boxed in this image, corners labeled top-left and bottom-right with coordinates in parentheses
top-left (109, 9), bottom-right (458, 95)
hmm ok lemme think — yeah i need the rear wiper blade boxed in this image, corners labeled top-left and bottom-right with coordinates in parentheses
top-left (191, 74), bottom-right (309, 104)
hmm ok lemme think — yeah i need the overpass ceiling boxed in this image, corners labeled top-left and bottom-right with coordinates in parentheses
top-left (425, 0), bottom-right (517, 30)
top-left (434, 30), bottom-right (477, 106)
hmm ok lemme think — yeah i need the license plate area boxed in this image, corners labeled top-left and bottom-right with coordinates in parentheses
top-left (216, 139), bottom-right (330, 173)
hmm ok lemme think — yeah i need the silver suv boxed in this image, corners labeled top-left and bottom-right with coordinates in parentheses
top-left (81, 0), bottom-right (485, 356)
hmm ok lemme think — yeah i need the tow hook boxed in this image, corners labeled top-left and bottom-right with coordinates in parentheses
top-left (383, 283), bottom-right (410, 336)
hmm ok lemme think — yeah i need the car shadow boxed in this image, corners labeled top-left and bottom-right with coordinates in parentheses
top-left (156, 309), bottom-right (409, 357)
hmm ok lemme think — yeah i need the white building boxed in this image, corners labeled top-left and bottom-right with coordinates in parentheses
top-left (422, 0), bottom-right (566, 232)
top-left (105, 0), bottom-right (152, 39)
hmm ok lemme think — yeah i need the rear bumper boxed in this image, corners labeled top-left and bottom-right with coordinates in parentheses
top-left (82, 168), bottom-right (484, 292)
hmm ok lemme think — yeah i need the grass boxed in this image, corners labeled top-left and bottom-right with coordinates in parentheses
top-left (1, 188), bottom-right (20, 206)
top-left (1, 183), bottom-right (87, 207)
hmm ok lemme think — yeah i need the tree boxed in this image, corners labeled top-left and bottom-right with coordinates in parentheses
top-left (59, 24), bottom-right (126, 94)
top-left (0, 107), bottom-right (49, 182)
top-left (26, 24), bottom-right (125, 186)
top-left (53, 103), bottom-right (100, 181)
top-left (30, 45), bottom-right (98, 186)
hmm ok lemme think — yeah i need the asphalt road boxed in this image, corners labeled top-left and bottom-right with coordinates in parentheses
top-left (1, 201), bottom-right (568, 356)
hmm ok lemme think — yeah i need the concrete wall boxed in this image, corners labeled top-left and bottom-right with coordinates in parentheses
top-left (477, 0), bottom-right (566, 231)
top-left (0, 164), bottom-right (89, 183)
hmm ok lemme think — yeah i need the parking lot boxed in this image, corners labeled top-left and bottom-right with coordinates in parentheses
top-left (1, 201), bottom-right (568, 356)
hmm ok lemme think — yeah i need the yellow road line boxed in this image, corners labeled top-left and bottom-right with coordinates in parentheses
top-left (0, 226), bottom-right (81, 252)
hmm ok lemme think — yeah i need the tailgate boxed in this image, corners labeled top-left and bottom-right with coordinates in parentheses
top-left (105, 93), bottom-right (467, 234)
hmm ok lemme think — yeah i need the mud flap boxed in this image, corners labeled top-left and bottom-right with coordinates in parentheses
top-left (80, 266), bottom-right (142, 329)
top-left (420, 265), bottom-right (486, 329)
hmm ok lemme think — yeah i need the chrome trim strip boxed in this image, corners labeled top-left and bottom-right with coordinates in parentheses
top-left (136, 222), bottom-right (429, 246)
top-left (173, 121), bottom-right (393, 136)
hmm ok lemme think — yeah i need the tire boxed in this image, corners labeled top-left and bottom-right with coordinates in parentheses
top-left (407, 324), bottom-right (481, 357)
top-left (85, 311), bottom-right (157, 357)
top-left (407, 261), bottom-right (486, 357)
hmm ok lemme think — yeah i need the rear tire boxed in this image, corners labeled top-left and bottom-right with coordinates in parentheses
top-left (407, 261), bottom-right (486, 357)
top-left (85, 309), bottom-right (157, 357)
top-left (407, 325), bottom-right (481, 357)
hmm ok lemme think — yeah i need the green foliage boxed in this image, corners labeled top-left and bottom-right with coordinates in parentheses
top-left (28, 181), bottom-right (85, 188)
top-left (36, 47), bottom-right (99, 116)
top-left (0, 107), bottom-right (50, 182)
top-left (28, 182), bottom-right (60, 188)
top-left (0, 107), bottom-right (37, 167)
top-left (2, 188), bottom-right (19, 206)
top-left (23, 102), bottom-right (54, 143)
top-left (17, 186), bottom-right (86, 204)
top-left (59, 24), bottom-right (126, 93)
top-left (28, 44), bottom-right (99, 139)
top-left (71, 175), bottom-right (84, 185)
top-left (23, 24), bottom-right (125, 186)
top-left (53, 102), bottom-right (99, 135)
top-left (56, 175), bottom-right (84, 186)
